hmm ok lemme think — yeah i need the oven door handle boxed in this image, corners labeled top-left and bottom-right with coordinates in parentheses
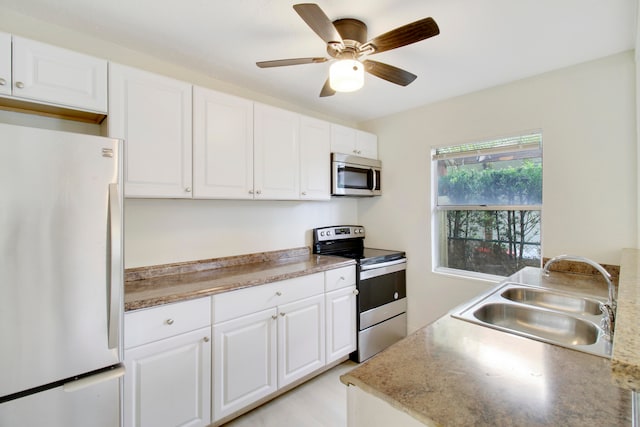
top-left (360, 258), bottom-right (406, 271)
top-left (360, 259), bottom-right (406, 280)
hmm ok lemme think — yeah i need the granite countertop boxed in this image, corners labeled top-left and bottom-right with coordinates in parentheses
top-left (341, 266), bottom-right (633, 426)
top-left (611, 248), bottom-right (640, 391)
top-left (124, 247), bottom-right (355, 311)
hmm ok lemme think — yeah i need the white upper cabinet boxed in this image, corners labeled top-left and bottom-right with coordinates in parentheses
top-left (10, 36), bottom-right (107, 113)
top-left (109, 63), bottom-right (193, 198)
top-left (330, 123), bottom-right (378, 159)
top-left (193, 86), bottom-right (254, 199)
top-left (299, 116), bottom-right (331, 200)
top-left (0, 33), bottom-right (10, 96)
top-left (254, 103), bottom-right (300, 200)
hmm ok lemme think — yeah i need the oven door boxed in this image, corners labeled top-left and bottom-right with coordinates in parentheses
top-left (358, 261), bottom-right (406, 317)
top-left (331, 154), bottom-right (381, 196)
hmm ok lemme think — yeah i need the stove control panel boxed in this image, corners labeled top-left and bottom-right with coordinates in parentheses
top-left (313, 225), bottom-right (365, 242)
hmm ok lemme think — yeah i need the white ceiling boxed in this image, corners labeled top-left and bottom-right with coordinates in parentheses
top-left (0, 0), bottom-right (636, 122)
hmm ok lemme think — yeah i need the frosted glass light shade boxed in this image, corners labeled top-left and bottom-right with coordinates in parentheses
top-left (329, 59), bottom-right (364, 92)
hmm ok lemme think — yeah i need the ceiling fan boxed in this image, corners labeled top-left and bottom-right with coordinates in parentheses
top-left (256, 3), bottom-right (440, 97)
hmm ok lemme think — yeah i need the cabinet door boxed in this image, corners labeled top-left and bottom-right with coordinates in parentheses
top-left (254, 103), bottom-right (299, 199)
top-left (0, 32), bottom-right (10, 96)
top-left (11, 36), bottom-right (107, 112)
top-left (326, 286), bottom-right (357, 363)
top-left (193, 87), bottom-right (254, 199)
top-left (124, 327), bottom-right (212, 427)
top-left (299, 116), bottom-right (331, 200)
top-left (213, 308), bottom-right (277, 422)
top-left (356, 130), bottom-right (378, 159)
top-left (330, 123), bottom-right (357, 155)
top-left (277, 294), bottom-right (325, 387)
top-left (109, 63), bottom-right (193, 198)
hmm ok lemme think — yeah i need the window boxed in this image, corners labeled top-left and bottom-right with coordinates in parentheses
top-left (432, 132), bottom-right (542, 278)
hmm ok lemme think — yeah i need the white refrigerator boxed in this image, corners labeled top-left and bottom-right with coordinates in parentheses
top-left (0, 123), bottom-right (124, 426)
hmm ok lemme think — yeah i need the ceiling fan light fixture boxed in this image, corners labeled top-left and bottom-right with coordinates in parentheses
top-left (329, 59), bottom-right (364, 92)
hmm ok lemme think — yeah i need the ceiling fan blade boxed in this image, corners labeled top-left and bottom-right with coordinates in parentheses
top-left (363, 60), bottom-right (417, 86)
top-left (363, 17), bottom-right (439, 54)
top-left (293, 3), bottom-right (344, 47)
top-left (319, 77), bottom-right (336, 97)
top-left (256, 57), bottom-right (328, 68)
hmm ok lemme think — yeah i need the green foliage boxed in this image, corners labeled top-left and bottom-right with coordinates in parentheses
top-left (439, 160), bottom-right (542, 205)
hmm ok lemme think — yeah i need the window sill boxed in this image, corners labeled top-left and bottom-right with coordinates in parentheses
top-left (432, 266), bottom-right (505, 284)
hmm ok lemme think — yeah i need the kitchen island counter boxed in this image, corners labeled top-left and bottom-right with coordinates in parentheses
top-left (124, 247), bottom-right (355, 311)
top-left (340, 267), bottom-right (632, 426)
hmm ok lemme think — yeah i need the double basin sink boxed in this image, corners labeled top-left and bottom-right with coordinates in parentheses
top-left (452, 282), bottom-right (612, 358)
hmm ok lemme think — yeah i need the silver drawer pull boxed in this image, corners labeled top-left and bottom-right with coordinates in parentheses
top-left (15, 81), bottom-right (25, 89)
top-left (0, 78), bottom-right (6, 86)
top-left (276, 291), bottom-right (282, 296)
top-left (165, 318), bottom-right (174, 325)
top-left (353, 289), bottom-right (359, 295)
top-left (203, 337), bottom-right (210, 343)
top-left (271, 315), bottom-right (278, 320)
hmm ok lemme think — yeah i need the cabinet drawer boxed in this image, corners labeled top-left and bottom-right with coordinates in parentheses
top-left (213, 273), bottom-right (324, 323)
top-left (125, 297), bottom-right (211, 348)
top-left (325, 265), bottom-right (356, 292)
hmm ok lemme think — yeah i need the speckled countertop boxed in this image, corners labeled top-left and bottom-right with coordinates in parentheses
top-left (611, 248), bottom-right (640, 391)
top-left (341, 266), bottom-right (633, 426)
top-left (124, 247), bottom-right (355, 311)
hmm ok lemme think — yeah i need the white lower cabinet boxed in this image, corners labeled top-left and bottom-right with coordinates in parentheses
top-left (277, 294), bottom-right (326, 387)
top-left (212, 307), bottom-right (278, 420)
top-left (124, 298), bottom-right (211, 427)
top-left (326, 285), bottom-right (357, 364)
top-left (211, 273), bottom-right (327, 423)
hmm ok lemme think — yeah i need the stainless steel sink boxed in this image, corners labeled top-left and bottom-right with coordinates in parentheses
top-left (451, 282), bottom-right (612, 358)
top-left (500, 287), bottom-right (602, 316)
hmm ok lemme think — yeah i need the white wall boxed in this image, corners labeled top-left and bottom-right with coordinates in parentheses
top-left (125, 198), bottom-right (358, 268)
top-left (359, 51), bottom-right (637, 332)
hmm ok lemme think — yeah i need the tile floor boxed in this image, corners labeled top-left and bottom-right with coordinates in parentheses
top-left (223, 360), bottom-right (357, 426)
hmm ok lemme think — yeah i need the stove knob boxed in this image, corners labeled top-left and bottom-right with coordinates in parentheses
top-left (354, 229), bottom-right (360, 234)
top-left (359, 228), bottom-right (364, 234)
top-left (326, 230), bottom-right (332, 236)
top-left (320, 231), bottom-right (325, 237)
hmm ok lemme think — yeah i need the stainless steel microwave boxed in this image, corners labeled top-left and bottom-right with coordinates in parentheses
top-left (331, 153), bottom-right (381, 196)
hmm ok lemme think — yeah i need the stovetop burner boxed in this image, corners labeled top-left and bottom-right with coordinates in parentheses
top-left (312, 225), bottom-right (405, 265)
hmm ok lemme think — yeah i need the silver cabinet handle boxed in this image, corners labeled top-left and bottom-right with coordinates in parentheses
top-left (185, 187), bottom-right (192, 193)
top-left (271, 314), bottom-right (277, 320)
top-left (0, 78), bottom-right (6, 86)
top-left (165, 318), bottom-right (174, 325)
top-left (301, 192), bottom-right (307, 196)
top-left (256, 190), bottom-right (262, 195)
top-left (248, 190), bottom-right (254, 194)
top-left (353, 289), bottom-right (359, 295)
top-left (15, 81), bottom-right (24, 89)
top-left (203, 337), bottom-right (210, 343)
top-left (339, 276), bottom-right (345, 281)
top-left (276, 291), bottom-right (282, 296)
top-left (280, 312), bottom-right (286, 317)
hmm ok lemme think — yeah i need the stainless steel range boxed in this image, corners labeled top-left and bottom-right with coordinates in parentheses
top-left (313, 225), bottom-right (407, 362)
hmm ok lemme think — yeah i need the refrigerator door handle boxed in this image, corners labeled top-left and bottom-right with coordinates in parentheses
top-left (108, 183), bottom-right (122, 351)
top-left (63, 365), bottom-right (125, 393)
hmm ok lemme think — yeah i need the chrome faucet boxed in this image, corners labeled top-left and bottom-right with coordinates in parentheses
top-left (543, 255), bottom-right (616, 338)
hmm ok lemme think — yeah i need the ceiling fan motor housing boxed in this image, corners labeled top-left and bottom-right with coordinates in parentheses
top-left (327, 18), bottom-right (368, 58)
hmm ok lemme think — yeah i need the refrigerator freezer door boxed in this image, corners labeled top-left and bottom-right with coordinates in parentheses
top-left (0, 367), bottom-right (123, 427)
top-left (0, 123), bottom-right (122, 397)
